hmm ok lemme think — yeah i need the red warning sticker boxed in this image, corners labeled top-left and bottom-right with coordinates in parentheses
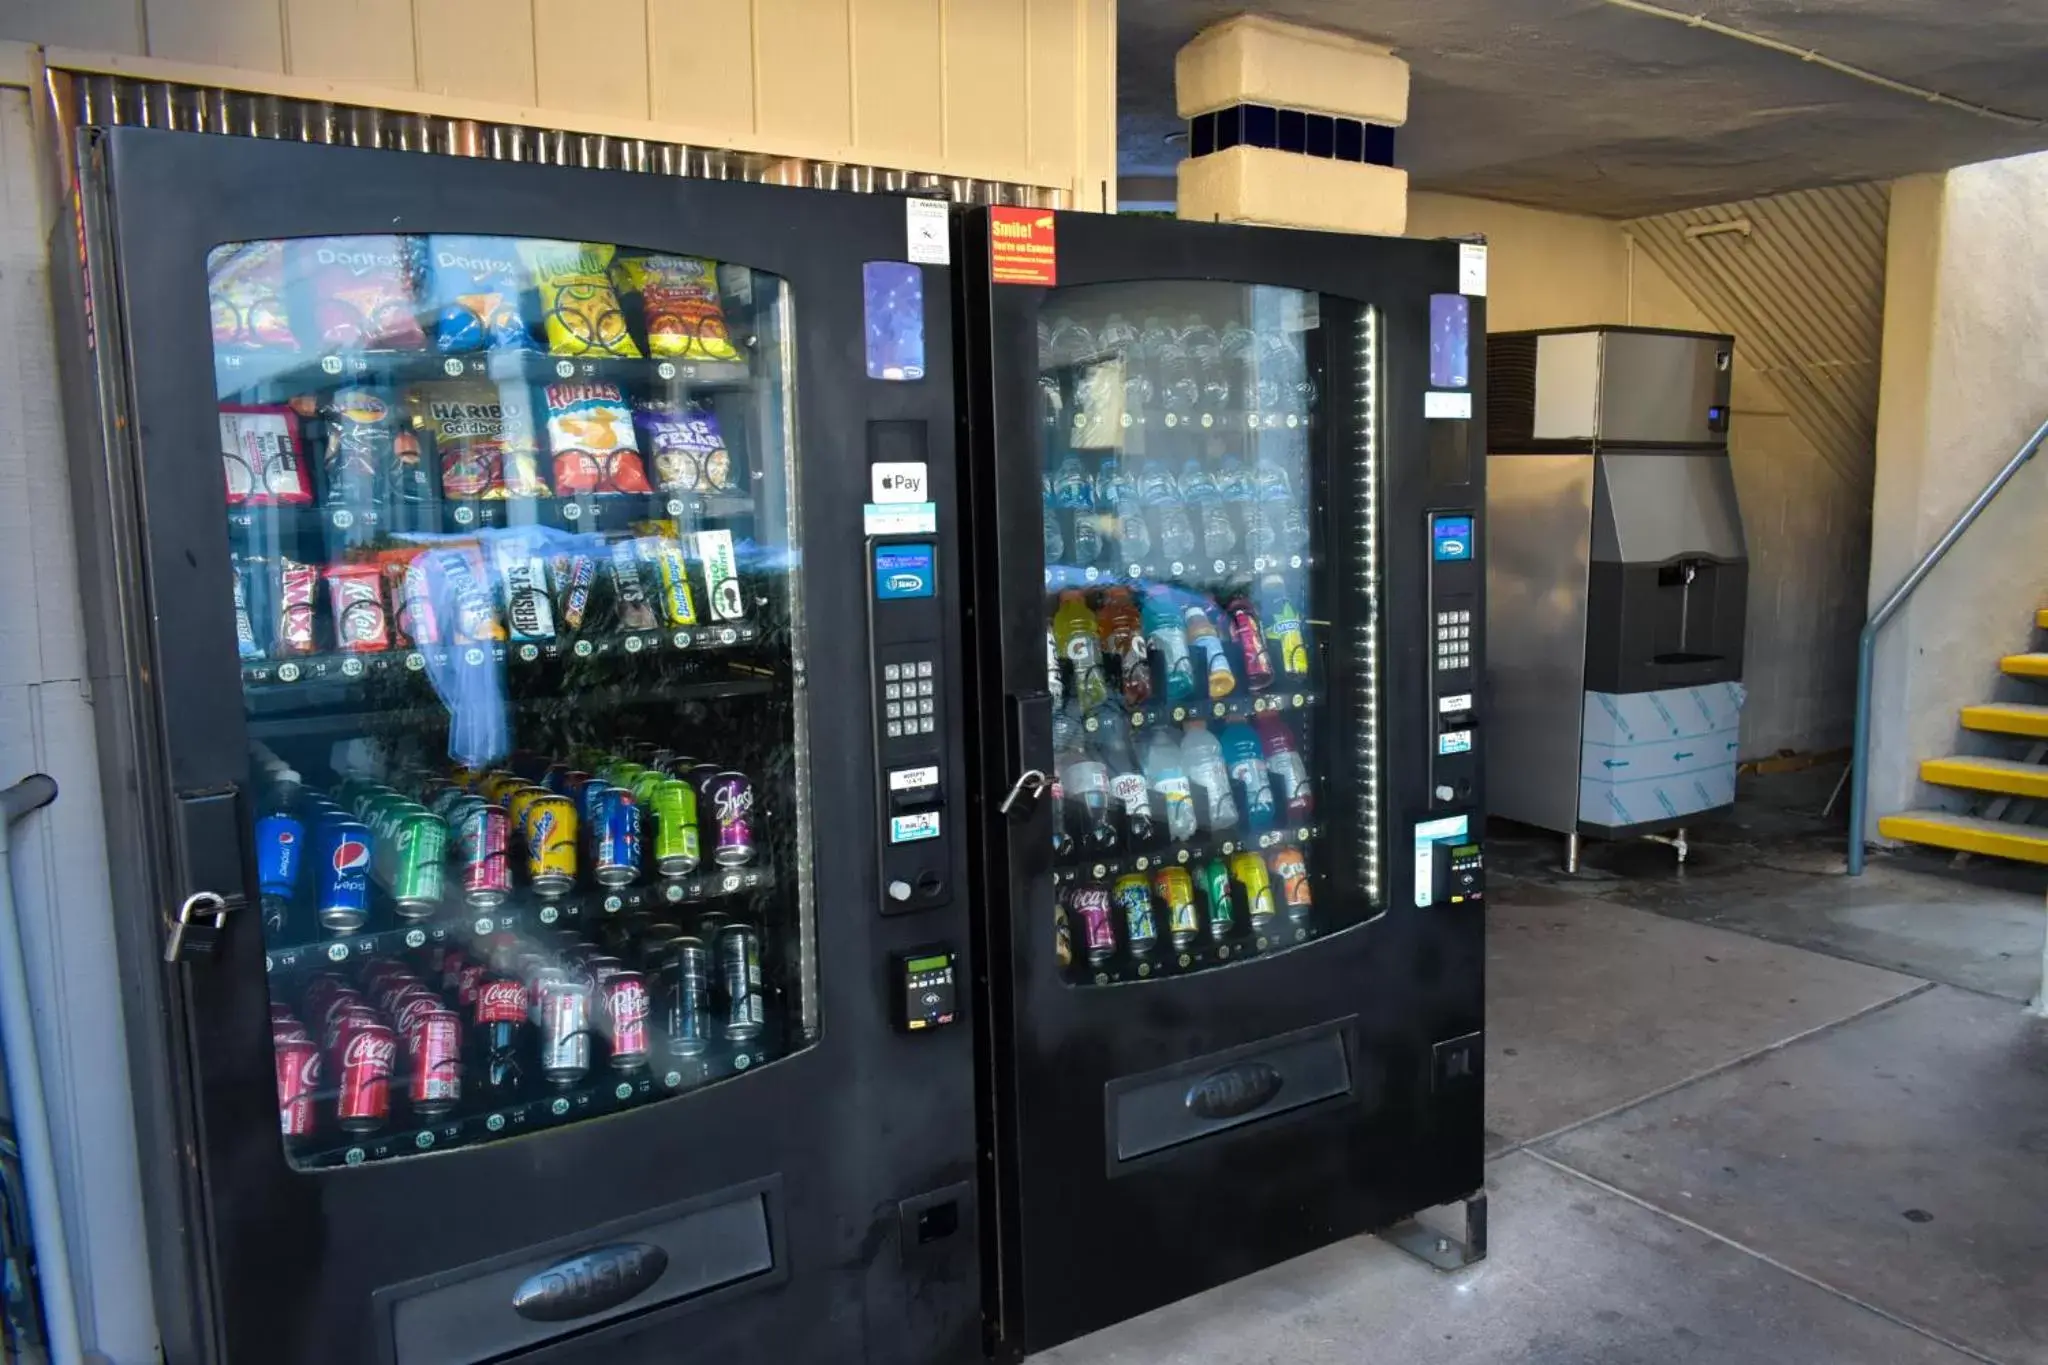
top-left (989, 207), bottom-right (1057, 286)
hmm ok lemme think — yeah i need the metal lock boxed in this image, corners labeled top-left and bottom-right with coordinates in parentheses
top-left (164, 891), bottom-right (232, 963)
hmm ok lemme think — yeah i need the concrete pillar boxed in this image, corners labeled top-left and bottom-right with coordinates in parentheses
top-left (1174, 15), bottom-right (1409, 235)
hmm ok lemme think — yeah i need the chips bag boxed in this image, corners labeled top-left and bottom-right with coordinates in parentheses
top-left (427, 235), bottom-right (539, 353)
top-left (295, 236), bottom-right (426, 350)
top-left (633, 400), bottom-right (735, 494)
top-left (612, 254), bottom-right (740, 361)
top-left (208, 242), bottom-right (298, 350)
top-left (520, 241), bottom-right (640, 357)
top-left (409, 381), bottom-right (551, 500)
top-left (543, 382), bottom-right (652, 496)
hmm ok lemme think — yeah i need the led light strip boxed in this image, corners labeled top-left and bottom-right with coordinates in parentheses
top-left (1353, 309), bottom-right (1381, 901)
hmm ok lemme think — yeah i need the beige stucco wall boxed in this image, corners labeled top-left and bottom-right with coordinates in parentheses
top-left (1408, 190), bottom-right (1862, 759)
top-left (1863, 155), bottom-right (2048, 837)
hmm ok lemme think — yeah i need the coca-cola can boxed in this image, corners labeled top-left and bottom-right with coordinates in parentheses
top-left (456, 960), bottom-right (490, 1009)
top-left (337, 1023), bottom-right (398, 1133)
top-left (270, 1002), bottom-right (299, 1025)
top-left (707, 772), bottom-right (755, 867)
top-left (602, 970), bottom-right (650, 1070)
top-left (391, 990), bottom-right (444, 1040)
top-left (275, 1036), bottom-right (321, 1138)
top-left (325, 1003), bottom-right (382, 1058)
top-left (406, 1007), bottom-right (463, 1117)
top-left (536, 974), bottom-right (591, 1087)
top-left (438, 949), bottom-right (470, 994)
top-left (361, 959), bottom-right (413, 998)
top-left (273, 1019), bottom-right (313, 1046)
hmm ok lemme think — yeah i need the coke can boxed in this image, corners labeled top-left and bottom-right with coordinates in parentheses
top-left (718, 924), bottom-right (764, 1041)
top-left (472, 976), bottom-right (529, 1093)
top-left (651, 779), bottom-right (701, 877)
top-left (453, 802), bottom-right (511, 908)
top-left (1154, 866), bottom-right (1201, 950)
top-left (1230, 851), bottom-right (1277, 930)
top-left (1112, 874), bottom-right (1158, 956)
top-left (336, 1022), bottom-right (398, 1133)
top-left (592, 785), bottom-right (642, 887)
top-left (1067, 883), bottom-right (1116, 965)
top-left (275, 1035), bottom-right (321, 1138)
top-left (522, 794), bottom-right (578, 896)
top-left (456, 959), bottom-right (490, 1008)
top-left (707, 772), bottom-right (755, 867)
top-left (406, 1007), bottom-right (463, 1117)
top-left (661, 938), bottom-right (712, 1056)
top-left (1199, 858), bottom-right (1236, 939)
top-left (535, 972), bottom-right (592, 1086)
top-left (314, 817), bottom-right (373, 932)
top-left (325, 1003), bottom-right (381, 1058)
top-left (391, 990), bottom-right (444, 1041)
top-left (602, 970), bottom-right (651, 1070)
top-left (389, 809), bottom-right (447, 917)
top-left (1272, 846), bottom-right (1312, 919)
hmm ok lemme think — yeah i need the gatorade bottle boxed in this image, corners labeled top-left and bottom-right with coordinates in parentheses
top-left (1178, 721), bottom-right (1239, 833)
top-left (1142, 586), bottom-right (1197, 705)
top-left (1219, 721), bottom-right (1277, 831)
top-left (1054, 589), bottom-right (1110, 712)
top-left (1096, 586), bottom-right (1151, 706)
top-left (1139, 729), bottom-right (1200, 842)
top-left (1183, 600), bottom-right (1237, 700)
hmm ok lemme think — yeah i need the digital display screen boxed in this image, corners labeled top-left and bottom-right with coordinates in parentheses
top-left (1429, 294), bottom-right (1471, 389)
top-left (906, 954), bottom-right (949, 974)
top-left (1432, 515), bottom-right (1474, 561)
top-left (874, 543), bottom-right (936, 599)
top-left (863, 261), bottom-right (926, 381)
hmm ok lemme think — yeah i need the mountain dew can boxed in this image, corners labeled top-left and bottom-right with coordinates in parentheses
top-left (1154, 866), bottom-right (1200, 950)
top-left (1199, 857), bottom-right (1235, 939)
top-left (651, 779), bottom-right (701, 877)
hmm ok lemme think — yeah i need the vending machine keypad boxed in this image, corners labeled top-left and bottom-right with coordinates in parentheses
top-left (1426, 511), bottom-right (1481, 809)
top-left (881, 660), bottom-right (939, 738)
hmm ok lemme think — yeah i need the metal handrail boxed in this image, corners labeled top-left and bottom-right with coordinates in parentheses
top-left (1847, 414), bottom-right (2048, 874)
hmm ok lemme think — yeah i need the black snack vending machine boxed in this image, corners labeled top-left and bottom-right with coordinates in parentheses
top-left (55, 126), bottom-right (978, 1365)
top-left (956, 208), bottom-right (1489, 1356)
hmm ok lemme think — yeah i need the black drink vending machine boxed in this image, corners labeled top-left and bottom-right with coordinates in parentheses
top-left (956, 209), bottom-right (1489, 1356)
top-left (54, 124), bottom-right (980, 1365)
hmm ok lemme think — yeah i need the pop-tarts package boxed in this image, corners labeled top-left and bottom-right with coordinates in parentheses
top-left (427, 235), bottom-right (539, 353)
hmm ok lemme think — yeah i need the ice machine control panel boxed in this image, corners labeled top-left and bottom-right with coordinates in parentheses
top-left (1427, 510), bottom-right (1480, 809)
top-left (891, 947), bottom-right (960, 1031)
top-left (869, 538), bottom-right (951, 915)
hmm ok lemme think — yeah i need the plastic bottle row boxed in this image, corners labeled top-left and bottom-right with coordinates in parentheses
top-left (1051, 581), bottom-right (1311, 717)
top-left (1043, 451), bottom-right (1310, 572)
top-left (1037, 314), bottom-right (1316, 421)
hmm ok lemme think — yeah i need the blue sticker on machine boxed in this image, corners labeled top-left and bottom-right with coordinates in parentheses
top-left (875, 543), bottom-right (937, 599)
top-left (863, 261), bottom-right (927, 381)
top-left (1429, 294), bottom-right (1470, 389)
top-left (1432, 515), bottom-right (1474, 561)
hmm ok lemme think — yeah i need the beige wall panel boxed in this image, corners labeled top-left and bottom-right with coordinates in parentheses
top-left (147, 0), bottom-right (285, 71)
top-left (755, 0), bottom-right (851, 148)
top-left (1024, 0), bottom-right (1077, 186)
top-left (0, 0), bottom-right (145, 55)
top-left (1078, 0), bottom-right (1114, 209)
top-left (852, 0), bottom-right (940, 163)
top-left (284, 0), bottom-right (415, 86)
top-left (1406, 192), bottom-right (1630, 330)
top-left (536, 0), bottom-right (650, 119)
top-left (942, 0), bottom-right (1026, 170)
top-left (647, 0), bottom-right (755, 135)
top-left (415, 0), bottom-right (536, 105)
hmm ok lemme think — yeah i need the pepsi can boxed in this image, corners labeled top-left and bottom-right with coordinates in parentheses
top-left (315, 817), bottom-right (373, 933)
top-left (593, 785), bottom-right (642, 887)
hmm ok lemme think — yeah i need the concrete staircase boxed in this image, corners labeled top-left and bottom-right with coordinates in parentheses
top-left (1880, 608), bottom-right (2048, 862)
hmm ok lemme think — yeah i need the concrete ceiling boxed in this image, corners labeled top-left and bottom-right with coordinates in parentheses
top-left (1119, 0), bottom-right (2048, 218)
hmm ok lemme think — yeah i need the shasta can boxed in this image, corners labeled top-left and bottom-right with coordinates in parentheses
top-left (707, 772), bottom-right (755, 868)
top-left (534, 972), bottom-right (592, 1086)
top-left (602, 970), bottom-right (651, 1070)
top-left (1230, 851), bottom-right (1277, 930)
top-left (662, 937), bottom-right (712, 1057)
top-left (592, 785), bottom-right (642, 887)
top-left (275, 1036), bottom-right (321, 1138)
top-left (1271, 845), bottom-right (1313, 919)
top-left (406, 1007), bottom-right (463, 1117)
top-left (1112, 874), bottom-right (1158, 957)
top-left (1068, 883), bottom-right (1116, 965)
top-left (651, 779), bottom-right (702, 877)
top-left (1154, 866), bottom-right (1201, 950)
top-left (522, 794), bottom-right (578, 897)
top-left (336, 1022), bottom-right (398, 1134)
top-left (718, 924), bottom-right (765, 1041)
top-left (1199, 858), bottom-right (1236, 939)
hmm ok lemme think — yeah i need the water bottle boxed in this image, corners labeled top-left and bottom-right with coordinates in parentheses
top-left (1054, 455), bottom-right (1101, 566)
top-left (1140, 460), bottom-right (1197, 565)
top-left (1042, 474), bottom-right (1065, 565)
top-left (1142, 586), bottom-right (1196, 705)
top-left (1044, 319), bottom-right (1094, 367)
top-left (1219, 721), bottom-right (1277, 831)
top-left (1095, 715), bottom-right (1158, 848)
top-left (1098, 313), bottom-right (1140, 354)
top-left (1178, 721), bottom-right (1239, 833)
top-left (1182, 459), bottom-right (1238, 561)
top-left (1047, 626), bottom-right (1064, 709)
top-left (1058, 739), bottom-right (1118, 855)
top-left (1220, 325), bottom-right (1257, 408)
top-left (1257, 461), bottom-right (1310, 556)
top-left (1140, 730), bottom-right (1200, 842)
top-left (1054, 589), bottom-right (1110, 712)
top-left (1156, 341), bottom-right (1199, 419)
top-left (1096, 460), bottom-right (1151, 564)
top-left (1180, 315), bottom-right (1227, 411)
top-left (1048, 774), bottom-right (1077, 859)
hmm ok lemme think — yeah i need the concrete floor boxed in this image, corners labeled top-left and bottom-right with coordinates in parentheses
top-left (1035, 774), bottom-right (2048, 1365)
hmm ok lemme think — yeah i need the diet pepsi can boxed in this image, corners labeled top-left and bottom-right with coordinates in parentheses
top-left (314, 817), bottom-right (373, 932)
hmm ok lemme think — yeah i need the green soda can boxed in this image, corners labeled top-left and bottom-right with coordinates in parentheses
top-left (651, 779), bottom-right (702, 877)
top-left (1199, 857), bottom-right (1235, 939)
top-left (390, 808), bottom-right (448, 917)
top-left (630, 768), bottom-right (667, 808)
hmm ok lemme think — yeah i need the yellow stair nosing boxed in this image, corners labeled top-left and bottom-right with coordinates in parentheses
top-left (1879, 810), bottom-right (2048, 864)
top-left (1959, 701), bottom-right (2048, 737)
top-left (2001, 653), bottom-right (2048, 678)
top-left (2037, 607), bottom-right (2048, 629)
top-left (1919, 755), bottom-right (2048, 798)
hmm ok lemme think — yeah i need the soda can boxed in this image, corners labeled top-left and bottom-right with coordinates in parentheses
top-left (1199, 858), bottom-right (1236, 939)
top-left (505, 784), bottom-right (548, 838)
top-left (270, 1001), bottom-right (301, 1025)
top-left (1272, 846), bottom-right (1312, 919)
top-left (456, 960), bottom-right (490, 1009)
top-left (254, 812), bottom-right (304, 907)
top-left (718, 924), bottom-right (765, 1041)
top-left (662, 937), bottom-right (712, 1056)
top-left (1230, 851), bottom-right (1277, 930)
top-left (275, 1036), bottom-right (321, 1139)
top-left (325, 1003), bottom-right (382, 1058)
top-left (648, 779), bottom-right (701, 877)
top-left (522, 794), bottom-right (579, 897)
top-left (480, 771), bottom-right (525, 805)
top-left (593, 785), bottom-right (642, 887)
top-left (602, 970), bottom-right (651, 1070)
top-left (473, 975), bottom-right (529, 1093)
top-left (638, 923), bottom-right (684, 962)
top-left (1154, 866), bottom-right (1201, 950)
top-left (336, 1022), bottom-right (398, 1133)
top-left (581, 955), bottom-right (627, 990)
top-left (1068, 883), bottom-right (1116, 965)
top-left (707, 772), bottom-right (755, 868)
top-left (452, 802), bottom-right (511, 908)
top-left (406, 1007), bottom-right (463, 1117)
top-left (391, 991), bottom-right (444, 1041)
top-left (1053, 903), bottom-right (1073, 970)
top-left (389, 809), bottom-right (447, 917)
top-left (535, 972), bottom-right (592, 1086)
top-left (314, 817), bottom-right (373, 933)
top-left (1112, 874), bottom-right (1158, 956)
